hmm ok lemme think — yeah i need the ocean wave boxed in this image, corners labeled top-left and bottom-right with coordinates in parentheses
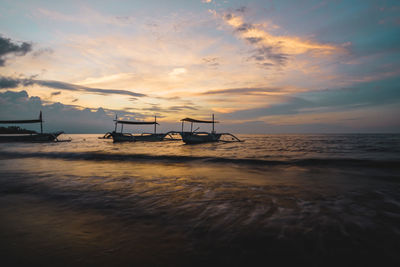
top-left (1, 151), bottom-right (399, 169)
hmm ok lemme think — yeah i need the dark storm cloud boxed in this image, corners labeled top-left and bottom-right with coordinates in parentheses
top-left (0, 76), bottom-right (20, 88)
top-left (0, 90), bottom-right (30, 101)
top-left (0, 35), bottom-right (32, 66)
top-left (0, 76), bottom-right (147, 97)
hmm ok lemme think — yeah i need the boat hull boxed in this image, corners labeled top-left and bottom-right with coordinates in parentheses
top-left (134, 134), bottom-right (167, 141)
top-left (111, 132), bottom-right (167, 142)
top-left (179, 132), bottom-right (221, 144)
top-left (0, 132), bottom-right (63, 143)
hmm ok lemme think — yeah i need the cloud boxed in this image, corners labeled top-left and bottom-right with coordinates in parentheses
top-left (222, 77), bottom-right (400, 120)
top-left (221, 11), bottom-right (341, 67)
top-left (50, 91), bottom-right (62, 96)
top-left (168, 105), bottom-right (198, 111)
top-left (0, 35), bottom-right (32, 66)
top-left (32, 47), bottom-right (54, 57)
top-left (202, 87), bottom-right (283, 95)
top-left (0, 90), bottom-right (148, 133)
top-left (202, 57), bottom-right (219, 67)
top-left (223, 96), bottom-right (313, 120)
top-left (34, 7), bottom-right (135, 27)
top-left (168, 68), bottom-right (187, 77)
top-left (0, 76), bottom-right (20, 88)
top-left (0, 76), bottom-right (146, 97)
top-left (141, 104), bottom-right (198, 112)
top-left (250, 46), bottom-right (288, 67)
top-left (235, 7), bottom-right (247, 13)
top-left (245, 37), bottom-right (263, 44)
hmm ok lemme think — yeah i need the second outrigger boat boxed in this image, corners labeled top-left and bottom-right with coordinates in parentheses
top-left (179, 114), bottom-right (241, 144)
top-left (107, 116), bottom-right (177, 142)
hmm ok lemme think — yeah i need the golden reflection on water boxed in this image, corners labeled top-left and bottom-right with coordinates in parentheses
top-left (0, 156), bottom-right (368, 215)
top-left (1, 155), bottom-right (399, 266)
top-left (1, 134), bottom-right (399, 265)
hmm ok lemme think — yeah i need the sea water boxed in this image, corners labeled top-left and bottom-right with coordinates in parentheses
top-left (0, 134), bottom-right (399, 266)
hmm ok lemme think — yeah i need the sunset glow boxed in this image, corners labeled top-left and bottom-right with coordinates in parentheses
top-left (1, 0), bottom-right (399, 133)
top-left (1, 2), bottom-right (400, 266)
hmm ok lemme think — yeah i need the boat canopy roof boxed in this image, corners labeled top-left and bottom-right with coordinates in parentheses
top-left (114, 120), bottom-right (159, 125)
top-left (0, 119), bottom-right (42, 124)
top-left (180, 117), bottom-right (219, 123)
top-left (0, 111), bottom-right (42, 124)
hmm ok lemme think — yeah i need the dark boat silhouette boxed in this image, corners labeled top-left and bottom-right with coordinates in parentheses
top-left (0, 111), bottom-right (67, 142)
top-left (179, 114), bottom-right (241, 144)
top-left (105, 115), bottom-right (178, 142)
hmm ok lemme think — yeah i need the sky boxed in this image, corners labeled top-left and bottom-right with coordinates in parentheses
top-left (0, 0), bottom-right (399, 133)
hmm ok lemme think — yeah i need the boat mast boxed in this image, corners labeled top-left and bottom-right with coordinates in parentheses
top-left (114, 114), bottom-right (118, 132)
top-left (212, 113), bottom-right (214, 133)
top-left (154, 115), bottom-right (157, 134)
top-left (39, 111), bottom-right (43, 134)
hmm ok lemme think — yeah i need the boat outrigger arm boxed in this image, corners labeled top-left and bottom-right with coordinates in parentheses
top-left (179, 114), bottom-right (242, 143)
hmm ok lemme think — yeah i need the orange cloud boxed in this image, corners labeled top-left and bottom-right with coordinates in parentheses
top-left (222, 13), bottom-right (343, 66)
top-left (212, 107), bottom-right (242, 113)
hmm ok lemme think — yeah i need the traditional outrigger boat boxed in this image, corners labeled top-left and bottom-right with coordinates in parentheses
top-left (0, 111), bottom-right (67, 143)
top-left (107, 116), bottom-right (177, 142)
top-left (179, 114), bottom-right (241, 144)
